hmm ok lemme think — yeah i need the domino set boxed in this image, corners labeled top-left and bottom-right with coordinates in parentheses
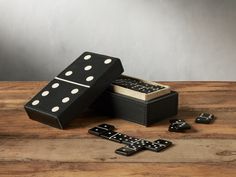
top-left (111, 75), bottom-right (171, 101)
top-left (88, 123), bottom-right (172, 156)
top-left (24, 51), bottom-right (216, 157)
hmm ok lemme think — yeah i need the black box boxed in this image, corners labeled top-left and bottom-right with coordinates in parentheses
top-left (92, 91), bottom-right (178, 126)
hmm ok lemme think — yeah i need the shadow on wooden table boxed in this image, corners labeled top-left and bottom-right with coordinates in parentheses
top-left (66, 110), bottom-right (116, 130)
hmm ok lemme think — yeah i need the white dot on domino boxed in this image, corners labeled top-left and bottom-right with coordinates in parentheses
top-left (52, 83), bottom-right (59, 88)
top-left (65, 71), bottom-right (73, 76)
top-left (104, 59), bottom-right (112, 64)
top-left (62, 97), bottom-right (70, 103)
top-left (32, 100), bottom-right (39, 106)
top-left (84, 65), bottom-right (92, 71)
top-left (86, 76), bottom-right (94, 82)
top-left (41, 91), bottom-right (49, 97)
top-left (51, 106), bottom-right (59, 112)
top-left (71, 88), bottom-right (79, 94)
top-left (84, 55), bottom-right (91, 60)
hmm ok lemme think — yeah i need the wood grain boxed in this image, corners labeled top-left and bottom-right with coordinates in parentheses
top-left (0, 82), bottom-right (235, 177)
top-left (0, 162), bottom-right (235, 177)
top-left (0, 139), bottom-right (235, 163)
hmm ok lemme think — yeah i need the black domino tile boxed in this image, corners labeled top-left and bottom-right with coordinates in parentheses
top-left (169, 119), bottom-right (191, 132)
top-left (145, 143), bottom-right (165, 152)
top-left (115, 140), bottom-right (145, 156)
top-left (128, 140), bottom-right (145, 151)
top-left (140, 139), bottom-right (153, 147)
top-left (24, 52), bottom-right (124, 129)
top-left (195, 113), bottom-right (215, 124)
top-left (109, 133), bottom-right (139, 144)
top-left (115, 146), bottom-right (138, 156)
top-left (121, 135), bottom-right (140, 145)
top-left (109, 133), bottom-right (125, 143)
top-left (88, 127), bottom-right (107, 136)
top-left (100, 131), bottom-right (118, 139)
top-left (145, 139), bottom-right (172, 152)
top-left (154, 139), bottom-right (172, 148)
top-left (97, 124), bottom-right (115, 131)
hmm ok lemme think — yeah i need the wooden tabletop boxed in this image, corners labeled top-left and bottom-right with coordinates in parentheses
top-left (0, 82), bottom-right (235, 177)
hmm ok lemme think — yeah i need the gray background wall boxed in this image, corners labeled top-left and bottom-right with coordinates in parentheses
top-left (0, 0), bottom-right (235, 81)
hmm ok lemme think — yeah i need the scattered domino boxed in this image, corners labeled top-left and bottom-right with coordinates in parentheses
top-left (88, 127), bottom-right (107, 136)
top-left (98, 123), bottom-right (115, 131)
top-left (153, 139), bottom-right (173, 151)
top-left (88, 123), bottom-right (116, 136)
top-left (195, 113), bottom-right (215, 124)
top-left (111, 75), bottom-right (171, 101)
top-left (115, 140), bottom-right (145, 156)
top-left (24, 52), bottom-right (124, 129)
top-left (109, 133), bottom-right (129, 143)
top-left (100, 131), bottom-right (118, 139)
top-left (88, 124), bottom-right (172, 156)
top-left (121, 135), bottom-right (139, 145)
top-left (169, 119), bottom-right (191, 132)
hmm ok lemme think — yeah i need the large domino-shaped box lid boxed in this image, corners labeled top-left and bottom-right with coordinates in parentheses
top-left (24, 52), bottom-right (124, 129)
